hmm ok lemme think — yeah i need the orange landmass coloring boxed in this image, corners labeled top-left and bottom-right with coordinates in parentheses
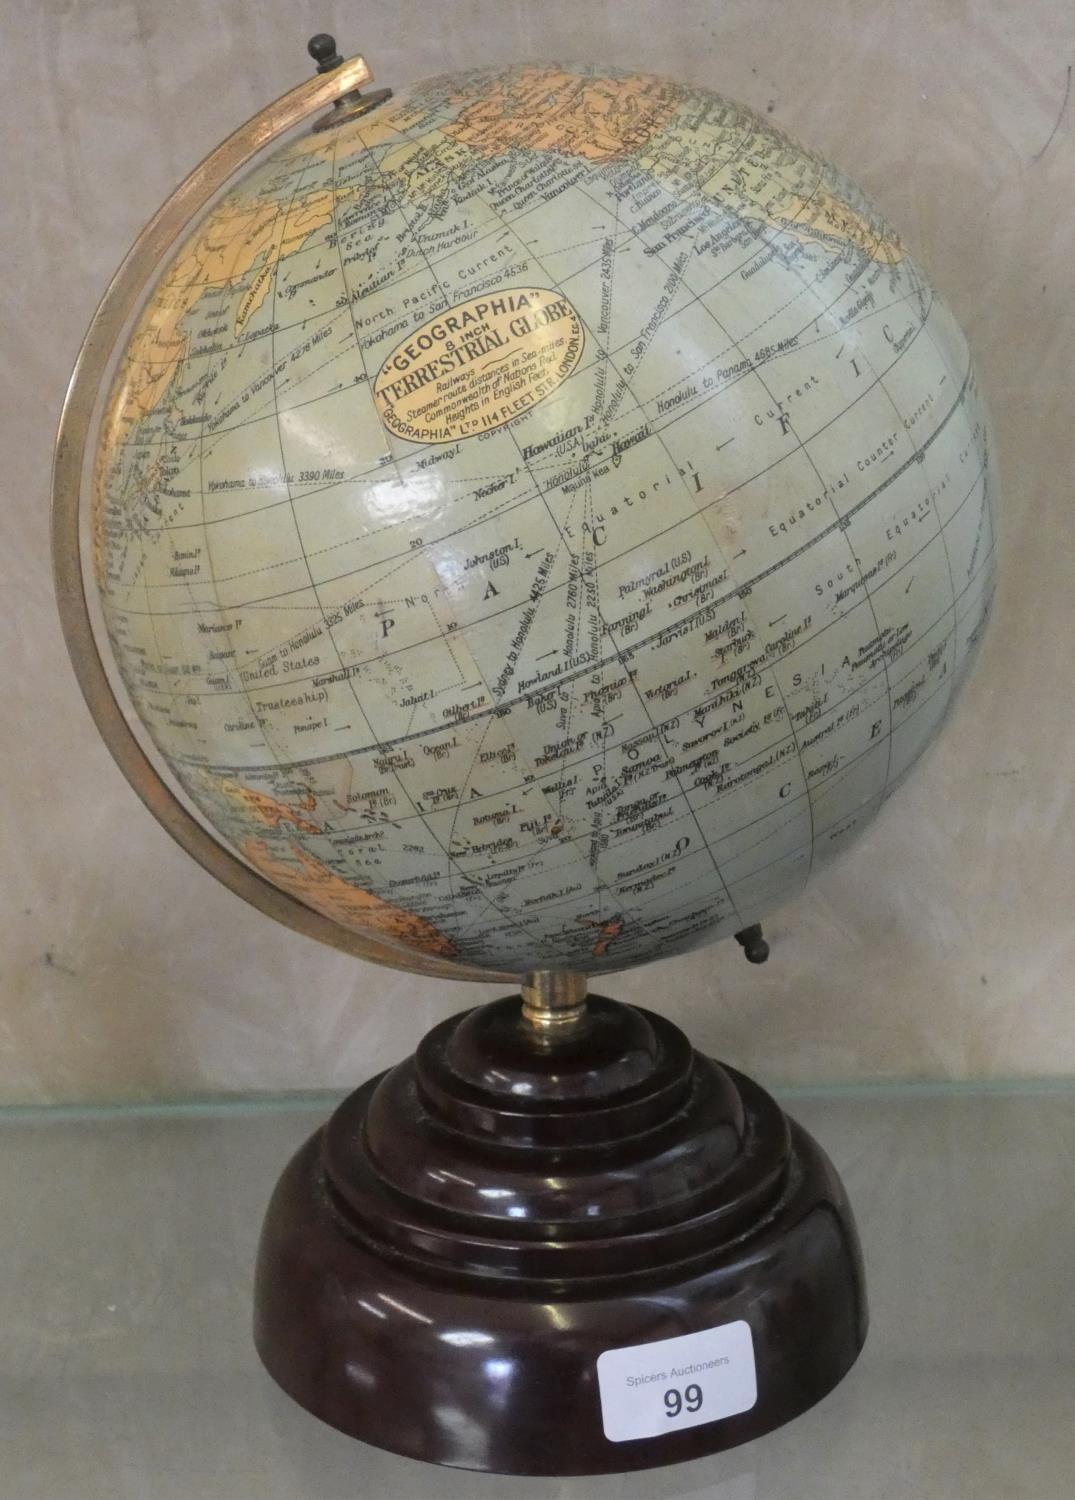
top-left (216, 779), bottom-right (322, 835)
top-left (770, 188), bottom-right (904, 266)
top-left (443, 67), bottom-right (681, 162)
top-left (441, 68), bottom-right (902, 266)
top-left (92, 183), bottom-right (344, 578)
top-left (578, 914), bottom-right (625, 958)
top-left (96, 184), bottom-right (341, 454)
top-left (241, 837), bottom-right (459, 959)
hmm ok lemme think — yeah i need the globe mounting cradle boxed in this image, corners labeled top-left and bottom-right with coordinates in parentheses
top-left (52, 27), bottom-right (998, 1476)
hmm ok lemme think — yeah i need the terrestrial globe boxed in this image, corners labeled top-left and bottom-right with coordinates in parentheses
top-left (54, 50), bottom-right (997, 993)
top-left (52, 40), bottom-right (1001, 1475)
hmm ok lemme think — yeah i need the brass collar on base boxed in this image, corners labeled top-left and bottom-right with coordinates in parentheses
top-left (520, 971), bottom-right (589, 1037)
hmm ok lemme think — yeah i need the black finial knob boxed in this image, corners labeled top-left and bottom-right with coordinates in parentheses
top-left (307, 33), bottom-right (344, 73)
top-left (734, 923), bottom-right (770, 965)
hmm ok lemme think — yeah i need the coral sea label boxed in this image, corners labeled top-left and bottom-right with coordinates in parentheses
top-left (374, 286), bottom-right (584, 444)
top-left (596, 1321), bottom-right (757, 1442)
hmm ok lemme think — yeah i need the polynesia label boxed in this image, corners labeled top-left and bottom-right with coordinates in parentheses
top-left (373, 286), bottom-right (584, 444)
top-left (596, 1321), bottom-right (757, 1443)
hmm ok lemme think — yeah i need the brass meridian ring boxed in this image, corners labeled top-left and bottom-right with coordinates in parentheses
top-left (50, 54), bottom-right (513, 985)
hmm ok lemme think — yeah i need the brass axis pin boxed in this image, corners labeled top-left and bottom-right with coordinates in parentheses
top-left (307, 32), bottom-right (393, 129)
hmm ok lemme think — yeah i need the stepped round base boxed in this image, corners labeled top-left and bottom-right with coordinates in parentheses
top-left (254, 998), bottom-right (867, 1475)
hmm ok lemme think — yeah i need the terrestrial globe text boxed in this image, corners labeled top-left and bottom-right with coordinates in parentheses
top-left (93, 64), bottom-right (997, 980)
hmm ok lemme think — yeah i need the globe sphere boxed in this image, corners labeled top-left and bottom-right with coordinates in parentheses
top-left (92, 64), bottom-right (997, 978)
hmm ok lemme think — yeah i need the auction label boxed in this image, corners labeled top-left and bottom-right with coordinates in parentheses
top-left (374, 286), bottom-right (584, 444)
top-left (596, 1321), bottom-right (757, 1443)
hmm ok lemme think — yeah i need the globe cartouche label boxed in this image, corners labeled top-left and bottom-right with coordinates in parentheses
top-left (373, 287), bottom-right (584, 445)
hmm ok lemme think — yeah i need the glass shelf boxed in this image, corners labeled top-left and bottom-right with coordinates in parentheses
top-left (1, 1085), bottom-right (1072, 1497)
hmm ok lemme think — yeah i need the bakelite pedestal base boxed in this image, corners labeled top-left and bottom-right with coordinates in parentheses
top-left (254, 996), bottom-right (867, 1474)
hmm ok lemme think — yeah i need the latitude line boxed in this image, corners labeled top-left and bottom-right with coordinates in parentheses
top-left (159, 364), bottom-right (977, 761)
top-left (183, 446), bottom-right (990, 904)
top-left (113, 273), bottom-right (931, 581)
top-left (452, 551), bottom-right (994, 934)
top-left (98, 531), bottom-right (990, 953)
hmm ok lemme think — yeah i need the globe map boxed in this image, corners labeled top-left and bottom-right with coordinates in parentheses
top-left (94, 65), bottom-right (997, 978)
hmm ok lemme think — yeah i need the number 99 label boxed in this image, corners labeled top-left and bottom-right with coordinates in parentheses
top-left (664, 1382), bottom-right (704, 1419)
top-left (596, 1320), bottom-right (757, 1443)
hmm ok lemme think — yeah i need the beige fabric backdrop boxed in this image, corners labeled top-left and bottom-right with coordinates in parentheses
top-left (1, 0), bottom-right (1072, 1104)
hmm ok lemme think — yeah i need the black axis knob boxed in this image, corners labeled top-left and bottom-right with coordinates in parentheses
top-left (734, 923), bottom-right (770, 964)
top-left (307, 33), bottom-right (344, 74)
